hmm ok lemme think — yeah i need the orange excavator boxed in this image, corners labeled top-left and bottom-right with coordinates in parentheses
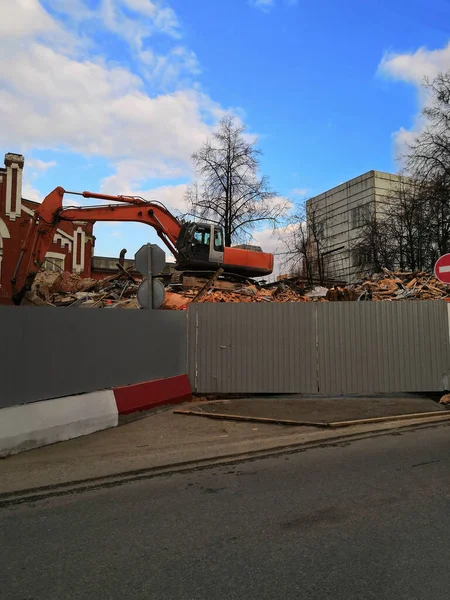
top-left (11, 186), bottom-right (274, 304)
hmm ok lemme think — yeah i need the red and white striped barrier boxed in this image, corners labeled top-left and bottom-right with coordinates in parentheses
top-left (113, 374), bottom-right (192, 415)
top-left (0, 374), bottom-right (192, 457)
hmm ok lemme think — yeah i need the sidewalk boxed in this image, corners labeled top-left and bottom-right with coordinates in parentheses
top-left (1, 397), bottom-right (449, 498)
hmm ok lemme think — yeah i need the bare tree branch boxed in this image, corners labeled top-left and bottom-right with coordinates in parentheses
top-left (186, 115), bottom-right (286, 246)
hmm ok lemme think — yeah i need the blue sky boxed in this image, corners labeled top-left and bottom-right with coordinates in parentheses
top-left (1, 0), bottom-right (449, 263)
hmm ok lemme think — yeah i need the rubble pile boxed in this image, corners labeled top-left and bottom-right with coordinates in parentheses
top-left (161, 269), bottom-right (450, 310)
top-left (26, 269), bottom-right (140, 308)
top-left (24, 267), bottom-right (450, 309)
top-left (162, 282), bottom-right (329, 310)
top-left (349, 269), bottom-right (450, 301)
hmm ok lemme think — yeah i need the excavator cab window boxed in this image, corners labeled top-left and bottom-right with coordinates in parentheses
top-left (193, 227), bottom-right (210, 246)
top-left (214, 228), bottom-right (224, 252)
top-left (191, 225), bottom-right (211, 262)
top-left (193, 230), bottom-right (204, 244)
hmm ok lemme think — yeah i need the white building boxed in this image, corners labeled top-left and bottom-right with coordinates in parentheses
top-left (306, 170), bottom-right (403, 283)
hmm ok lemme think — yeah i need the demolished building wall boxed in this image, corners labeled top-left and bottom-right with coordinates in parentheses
top-left (0, 153), bottom-right (93, 304)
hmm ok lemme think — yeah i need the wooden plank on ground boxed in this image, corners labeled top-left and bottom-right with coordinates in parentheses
top-left (191, 268), bottom-right (225, 303)
top-left (329, 410), bottom-right (450, 427)
top-left (173, 409), bottom-right (329, 427)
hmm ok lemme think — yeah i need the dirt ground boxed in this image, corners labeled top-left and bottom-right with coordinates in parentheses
top-left (186, 395), bottom-right (446, 424)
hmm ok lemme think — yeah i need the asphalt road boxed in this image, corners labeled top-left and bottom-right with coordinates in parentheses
top-left (1, 424), bottom-right (449, 600)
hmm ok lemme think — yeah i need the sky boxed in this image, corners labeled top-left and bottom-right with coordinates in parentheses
top-left (1, 0), bottom-right (450, 268)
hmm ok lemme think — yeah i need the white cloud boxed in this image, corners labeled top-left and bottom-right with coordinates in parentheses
top-left (42, 0), bottom-right (187, 80)
top-left (379, 43), bottom-right (450, 160)
top-left (251, 226), bottom-right (280, 254)
top-left (0, 1), bottom-right (226, 184)
top-left (138, 183), bottom-right (189, 213)
top-left (62, 198), bottom-right (82, 207)
top-left (109, 183), bottom-right (188, 214)
top-left (27, 158), bottom-right (57, 171)
top-left (379, 44), bottom-right (450, 85)
top-left (251, 223), bottom-right (300, 281)
top-left (250, 0), bottom-right (275, 11)
top-left (22, 181), bottom-right (42, 202)
top-left (4, 0), bottom-right (280, 265)
top-left (0, 0), bottom-right (61, 38)
top-left (114, 0), bottom-right (180, 36)
top-left (250, 0), bottom-right (296, 11)
top-left (98, 0), bottom-right (184, 73)
top-left (290, 188), bottom-right (308, 197)
top-left (141, 46), bottom-right (201, 89)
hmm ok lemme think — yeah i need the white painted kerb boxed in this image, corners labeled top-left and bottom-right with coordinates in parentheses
top-left (0, 391), bottom-right (118, 457)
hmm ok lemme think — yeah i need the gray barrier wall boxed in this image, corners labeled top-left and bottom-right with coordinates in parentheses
top-left (0, 307), bottom-right (186, 408)
top-left (2, 301), bottom-right (449, 409)
top-left (187, 301), bottom-right (450, 394)
top-left (187, 303), bottom-right (318, 394)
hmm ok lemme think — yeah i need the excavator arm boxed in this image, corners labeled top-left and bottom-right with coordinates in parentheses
top-left (12, 187), bottom-right (182, 304)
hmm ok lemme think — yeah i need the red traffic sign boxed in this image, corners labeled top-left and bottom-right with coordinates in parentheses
top-left (434, 253), bottom-right (450, 284)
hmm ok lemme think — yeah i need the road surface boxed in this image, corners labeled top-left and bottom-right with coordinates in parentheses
top-left (1, 424), bottom-right (449, 599)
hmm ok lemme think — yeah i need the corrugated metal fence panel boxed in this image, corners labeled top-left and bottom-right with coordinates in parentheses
top-left (317, 301), bottom-right (450, 393)
top-left (0, 307), bottom-right (187, 408)
top-left (187, 303), bottom-right (317, 394)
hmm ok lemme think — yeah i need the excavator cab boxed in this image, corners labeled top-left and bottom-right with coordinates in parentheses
top-left (176, 222), bottom-right (225, 270)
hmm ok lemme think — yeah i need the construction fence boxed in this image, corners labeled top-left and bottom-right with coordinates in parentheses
top-left (187, 301), bottom-right (450, 394)
top-left (1, 301), bottom-right (449, 409)
top-left (0, 307), bottom-right (186, 409)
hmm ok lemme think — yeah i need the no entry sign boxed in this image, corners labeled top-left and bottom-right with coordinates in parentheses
top-left (434, 253), bottom-right (450, 284)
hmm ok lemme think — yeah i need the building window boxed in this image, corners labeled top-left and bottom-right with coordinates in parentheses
top-left (42, 255), bottom-right (65, 272)
top-left (351, 205), bottom-right (371, 228)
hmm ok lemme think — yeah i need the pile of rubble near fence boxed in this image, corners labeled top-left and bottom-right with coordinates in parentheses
top-left (23, 267), bottom-right (450, 309)
top-left (162, 269), bottom-right (450, 309)
top-left (25, 269), bottom-right (141, 308)
top-left (348, 269), bottom-right (450, 302)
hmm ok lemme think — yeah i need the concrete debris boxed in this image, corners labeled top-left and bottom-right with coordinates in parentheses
top-left (161, 269), bottom-right (450, 310)
top-left (349, 270), bottom-right (450, 302)
top-left (306, 286), bottom-right (329, 298)
top-left (161, 282), bottom-right (322, 310)
top-left (26, 268), bottom-right (141, 308)
top-left (25, 267), bottom-right (450, 309)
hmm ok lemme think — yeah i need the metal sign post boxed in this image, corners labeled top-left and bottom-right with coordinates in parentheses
top-left (135, 244), bottom-right (166, 309)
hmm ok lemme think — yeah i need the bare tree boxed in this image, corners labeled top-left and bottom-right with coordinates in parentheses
top-left (352, 177), bottom-right (449, 274)
top-left (352, 72), bottom-right (450, 275)
top-left (405, 72), bottom-right (450, 265)
top-left (406, 72), bottom-right (450, 183)
top-left (186, 115), bottom-right (287, 246)
top-left (308, 204), bottom-right (333, 284)
top-left (278, 202), bottom-right (331, 285)
top-left (277, 207), bottom-right (312, 282)
top-left (352, 214), bottom-right (397, 274)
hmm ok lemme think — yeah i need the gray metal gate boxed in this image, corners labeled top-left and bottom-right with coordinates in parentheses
top-left (187, 301), bottom-right (450, 394)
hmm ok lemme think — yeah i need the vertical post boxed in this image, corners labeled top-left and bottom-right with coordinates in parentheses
top-left (147, 244), bottom-right (153, 310)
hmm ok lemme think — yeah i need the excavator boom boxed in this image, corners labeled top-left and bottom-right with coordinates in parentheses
top-left (11, 186), bottom-right (274, 305)
top-left (12, 187), bottom-right (182, 304)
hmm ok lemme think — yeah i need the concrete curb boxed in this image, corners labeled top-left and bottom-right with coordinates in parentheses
top-left (0, 374), bottom-right (192, 457)
top-left (0, 391), bottom-right (118, 457)
top-left (1, 417), bottom-right (449, 507)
